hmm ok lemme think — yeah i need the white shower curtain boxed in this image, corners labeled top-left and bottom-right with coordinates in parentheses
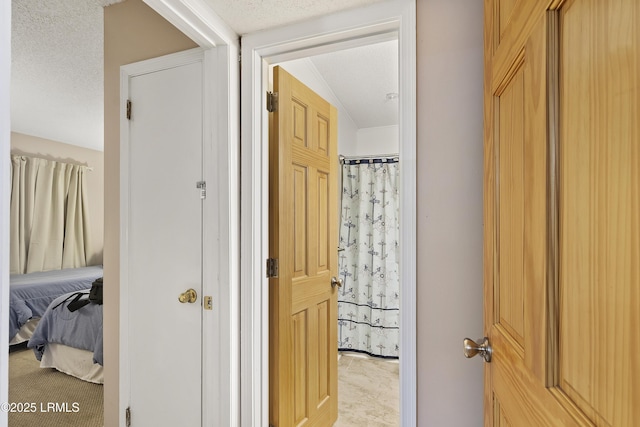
top-left (338, 157), bottom-right (400, 358)
top-left (10, 155), bottom-right (92, 274)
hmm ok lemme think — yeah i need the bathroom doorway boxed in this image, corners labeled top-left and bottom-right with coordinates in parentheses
top-left (278, 38), bottom-right (400, 426)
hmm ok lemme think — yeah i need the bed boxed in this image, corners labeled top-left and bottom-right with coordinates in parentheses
top-left (27, 290), bottom-right (104, 384)
top-left (9, 266), bottom-right (104, 345)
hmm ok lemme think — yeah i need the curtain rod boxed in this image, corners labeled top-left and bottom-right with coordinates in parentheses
top-left (12, 154), bottom-right (93, 171)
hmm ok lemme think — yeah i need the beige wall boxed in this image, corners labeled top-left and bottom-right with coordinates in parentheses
top-left (103, 0), bottom-right (197, 424)
top-left (11, 132), bottom-right (104, 266)
top-left (416, 0), bottom-right (485, 424)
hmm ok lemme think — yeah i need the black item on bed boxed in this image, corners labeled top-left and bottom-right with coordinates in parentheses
top-left (50, 277), bottom-right (102, 313)
top-left (51, 292), bottom-right (90, 312)
top-left (89, 277), bottom-right (103, 305)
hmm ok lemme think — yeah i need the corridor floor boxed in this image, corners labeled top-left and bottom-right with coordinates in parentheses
top-left (334, 353), bottom-right (399, 426)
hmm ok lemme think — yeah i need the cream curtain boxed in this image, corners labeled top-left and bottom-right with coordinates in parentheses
top-left (10, 155), bottom-right (92, 274)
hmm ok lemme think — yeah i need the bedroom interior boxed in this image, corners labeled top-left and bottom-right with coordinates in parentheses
top-left (8, 0), bottom-right (108, 425)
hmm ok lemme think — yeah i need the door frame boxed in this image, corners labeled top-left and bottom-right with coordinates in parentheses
top-left (117, 3), bottom-right (240, 426)
top-left (240, 1), bottom-right (417, 425)
top-left (117, 44), bottom-right (239, 426)
top-left (0, 0), bottom-right (10, 423)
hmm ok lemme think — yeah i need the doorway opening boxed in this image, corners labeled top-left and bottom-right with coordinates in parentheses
top-left (278, 39), bottom-right (401, 424)
top-left (240, 2), bottom-right (416, 425)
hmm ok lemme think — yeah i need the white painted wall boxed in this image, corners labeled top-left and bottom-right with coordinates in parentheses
top-left (278, 59), bottom-right (399, 158)
top-left (275, 58), bottom-right (358, 153)
top-left (341, 125), bottom-right (398, 157)
top-left (416, 0), bottom-right (484, 425)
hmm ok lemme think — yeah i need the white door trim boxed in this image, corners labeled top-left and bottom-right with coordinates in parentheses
top-left (142, 0), bottom-right (237, 48)
top-left (240, 1), bottom-right (417, 425)
top-left (0, 1), bottom-right (10, 425)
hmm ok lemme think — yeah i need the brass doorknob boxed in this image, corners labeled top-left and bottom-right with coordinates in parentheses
top-left (178, 288), bottom-right (197, 303)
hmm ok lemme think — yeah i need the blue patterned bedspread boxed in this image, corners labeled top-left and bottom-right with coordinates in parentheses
top-left (27, 291), bottom-right (103, 365)
top-left (9, 266), bottom-right (103, 341)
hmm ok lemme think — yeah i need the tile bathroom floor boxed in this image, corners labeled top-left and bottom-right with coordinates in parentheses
top-left (334, 353), bottom-right (399, 427)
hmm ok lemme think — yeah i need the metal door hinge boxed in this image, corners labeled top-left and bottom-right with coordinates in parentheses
top-left (126, 100), bottom-right (132, 120)
top-left (197, 181), bottom-right (206, 199)
top-left (204, 296), bottom-right (213, 310)
top-left (266, 91), bottom-right (278, 113)
top-left (125, 407), bottom-right (131, 427)
top-left (266, 258), bottom-right (279, 278)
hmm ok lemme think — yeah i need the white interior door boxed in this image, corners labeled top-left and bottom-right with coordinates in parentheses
top-left (123, 51), bottom-right (204, 426)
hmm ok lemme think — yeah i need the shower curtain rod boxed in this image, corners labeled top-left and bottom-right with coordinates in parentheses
top-left (339, 153), bottom-right (399, 162)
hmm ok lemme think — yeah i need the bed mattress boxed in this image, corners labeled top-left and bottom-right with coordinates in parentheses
top-left (9, 266), bottom-right (103, 342)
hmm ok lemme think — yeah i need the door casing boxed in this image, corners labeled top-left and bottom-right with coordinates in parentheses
top-left (240, 1), bottom-right (417, 426)
top-left (0, 0), bottom-right (9, 419)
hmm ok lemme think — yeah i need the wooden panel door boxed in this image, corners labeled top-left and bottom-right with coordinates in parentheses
top-left (269, 66), bottom-right (339, 427)
top-left (483, 0), bottom-right (639, 425)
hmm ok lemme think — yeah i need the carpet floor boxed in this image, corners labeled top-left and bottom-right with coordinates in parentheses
top-left (8, 347), bottom-right (396, 426)
top-left (8, 346), bottom-right (103, 427)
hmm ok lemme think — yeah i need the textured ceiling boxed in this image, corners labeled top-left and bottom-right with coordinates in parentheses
top-left (204, 0), bottom-right (385, 35)
top-left (11, 0), bottom-right (120, 151)
top-left (11, 0), bottom-right (393, 151)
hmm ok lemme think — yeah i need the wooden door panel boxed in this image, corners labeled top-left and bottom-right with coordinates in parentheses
top-left (317, 118), bottom-right (329, 155)
top-left (316, 300), bottom-right (330, 402)
top-left (497, 0), bottom-right (517, 42)
top-left (293, 311), bottom-right (308, 424)
top-left (317, 170), bottom-right (330, 271)
top-left (496, 399), bottom-right (513, 427)
top-left (492, 331), bottom-right (594, 426)
top-left (293, 101), bottom-right (307, 147)
top-left (485, 0), bottom-right (638, 425)
top-left (270, 66), bottom-right (338, 427)
top-left (497, 65), bottom-right (526, 349)
top-left (558, 0), bottom-right (639, 425)
top-left (293, 164), bottom-right (308, 278)
top-left (489, 6), bottom-right (570, 425)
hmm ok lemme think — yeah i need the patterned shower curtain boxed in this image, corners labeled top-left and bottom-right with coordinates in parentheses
top-left (338, 156), bottom-right (400, 358)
